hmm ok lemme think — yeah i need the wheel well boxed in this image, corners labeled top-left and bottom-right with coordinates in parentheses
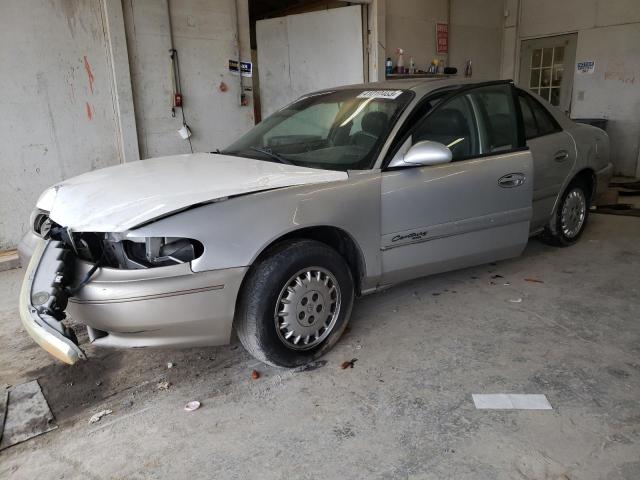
top-left (571, 168), bottom-right (596, 201)
top-left (255, 227), bottom-right (366, 295)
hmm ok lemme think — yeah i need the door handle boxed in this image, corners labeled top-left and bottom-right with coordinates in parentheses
top-left (498, 173), bottom-right (526, 188)
top-left (554, 151), bottom-right (569, 162)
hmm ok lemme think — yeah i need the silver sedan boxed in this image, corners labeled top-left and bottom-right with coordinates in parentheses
top-left (19, 79), bottom-right (612, 367)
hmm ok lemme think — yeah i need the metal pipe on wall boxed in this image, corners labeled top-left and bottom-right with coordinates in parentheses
top-left (234, 0), bottom-right (246, 106)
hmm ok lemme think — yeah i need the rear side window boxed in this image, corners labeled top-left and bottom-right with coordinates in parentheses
top-left (518, 95), bottom-right (538, 139)
top-left (469, 85), bottom-right (518, 153)
top-left (529, 96), bottom-right (560, 136)
top-left (518, 90), bottom-right (561, 139)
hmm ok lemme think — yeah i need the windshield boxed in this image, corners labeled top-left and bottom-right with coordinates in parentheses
top-left (223, 89), bottom-right (413, 171)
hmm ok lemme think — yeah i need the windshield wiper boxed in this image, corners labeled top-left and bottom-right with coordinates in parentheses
top-left (249, 146), bottom-right (293, 165)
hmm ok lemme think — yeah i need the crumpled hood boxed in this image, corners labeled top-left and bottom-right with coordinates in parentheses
top-left (37, 153), bottom-right (347, 232)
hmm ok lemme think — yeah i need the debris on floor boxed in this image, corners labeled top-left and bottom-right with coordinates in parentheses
top-left (340, 358), bottom-right (358, 370)
top-left (295, 360), bottom-right (327, 373)
top-left (88, 409), bottom-right (113, 425)
top-left (524, 278), bottom-right (544, 283)
top-left (0, 380), bottom-right (57, 449)
top-left (184, 401), bottom-right (201, 412)
top-left (509, 298), bottom-right (523, 303)
top-left (157, 381), bottom-right (171, 391)
top-left (472, 394), bottom-right (552, 410)
top-left (251, 370), bottom-right (260, 380)
top-left (167, 362), bottom-right (175, 369)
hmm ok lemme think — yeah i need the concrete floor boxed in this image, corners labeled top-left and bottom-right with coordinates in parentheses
top-left (1, 213), bottom-right (639, 479)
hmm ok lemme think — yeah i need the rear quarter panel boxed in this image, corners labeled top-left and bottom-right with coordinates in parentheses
top-left (566, 123), bottom-right (610, 172)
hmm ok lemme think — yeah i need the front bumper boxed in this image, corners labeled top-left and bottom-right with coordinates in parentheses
top-left (20, 238), bottom-right (247, 364)
top-left (19, 239), bottom-right (86, 364)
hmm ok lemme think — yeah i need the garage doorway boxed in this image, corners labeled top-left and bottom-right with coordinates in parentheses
top-left (518, 34), bottom-right (577, 115)
top-left (256, 5), bottom-right (365, 118)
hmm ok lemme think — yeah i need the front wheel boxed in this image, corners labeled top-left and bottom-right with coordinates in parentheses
top-left (542, 178), bottom-right (590, 246)
top-left (235, 239), bottom-right (354, 368)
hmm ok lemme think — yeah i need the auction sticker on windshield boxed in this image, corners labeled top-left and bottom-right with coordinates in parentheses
top-left (357, 90), bottom-right (403, 100)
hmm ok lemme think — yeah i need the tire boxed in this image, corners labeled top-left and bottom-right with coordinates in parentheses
top-left (541, 178), bottom-right (590, 247)
top-left (235, 239), bottom-right (354, 368)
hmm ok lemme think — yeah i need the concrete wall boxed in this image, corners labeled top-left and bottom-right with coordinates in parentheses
top-left (0, 0), bottom-right (123, 250)
top-left (0, 0), bottom-right (255, 249)
top-left (385, 0), bottom-right (449, 72)
top-left (382, 0), bottom-right (503, 78)
top-left (501, 0), bottom-right (640, 177)
top-left (449, 0), bottom-right (504, 79)
top-left (123, 0), bottom-right (254, 158)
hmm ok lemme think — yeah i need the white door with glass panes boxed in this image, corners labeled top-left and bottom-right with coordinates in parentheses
top-left (518, 34), bottom-right (577, 115)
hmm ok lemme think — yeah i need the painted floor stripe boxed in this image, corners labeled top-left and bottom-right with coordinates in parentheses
top-left (472, 394), bottom-right (552, 410)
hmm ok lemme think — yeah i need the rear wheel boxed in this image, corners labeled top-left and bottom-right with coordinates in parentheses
top-left (235, 239), bottom-right (354, 367)
top-left (542, 178), bottom-right (590, 246)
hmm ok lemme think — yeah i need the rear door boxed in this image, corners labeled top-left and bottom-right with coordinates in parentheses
top-left (517, 89), bottom-right (576, 231)
top-left (380, 84), bottom-right (533, 285)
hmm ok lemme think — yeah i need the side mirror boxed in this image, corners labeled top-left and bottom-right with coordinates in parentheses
top-left (389, 140), bottom-right (452, 168)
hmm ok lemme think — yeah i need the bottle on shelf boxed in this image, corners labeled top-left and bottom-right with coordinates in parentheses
top-left (396, 48), bottom-right (405, 74)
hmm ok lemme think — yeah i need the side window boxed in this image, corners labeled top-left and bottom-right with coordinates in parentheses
top-left (411, 94), bottom-right (479, 161)
top-left (470, 85), bottom-right (518, 153)
top-left (527, 94), bottom-right (560, 136)
top-left (518, 94), bottom-right (538, 140)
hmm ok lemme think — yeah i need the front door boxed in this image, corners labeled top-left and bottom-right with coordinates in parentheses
top-left (518, 34), bottom-right (577, 115)
top-left (380, 84), bottom-right (533, 285)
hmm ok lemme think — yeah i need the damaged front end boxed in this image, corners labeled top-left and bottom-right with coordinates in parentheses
top-left (21, 212), bottom-right (205, 365)
top-left (20, 239), bottom-right (85, 364)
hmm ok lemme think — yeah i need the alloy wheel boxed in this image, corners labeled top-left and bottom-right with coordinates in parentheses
top-left (274, 267), bottom-right (341, 350)
top-left (561, 188), bottom-right (586, 238)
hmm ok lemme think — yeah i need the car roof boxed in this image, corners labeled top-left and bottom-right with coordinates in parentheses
top-left (328, 77), bottom-right (514, 96)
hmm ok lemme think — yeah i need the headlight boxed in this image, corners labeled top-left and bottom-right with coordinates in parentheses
top-left (115, 236), bottom-right (204, 268)
top-left (30, 209), bottom-right (52, 238)
top-left (46, 229), bottom-right (204, 269)
top-left (142, 237), bottom-right (203, 265)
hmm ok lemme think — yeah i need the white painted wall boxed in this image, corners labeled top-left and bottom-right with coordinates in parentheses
top-left (123, 0), bottom-right (255, 158)
top-left (0, 0), bottom-right (123, 250)
top-left (256, 6), bottom-right (364, 117)
top-left (571, 24), bottom-right (640, 178)
top-left (501, 0), bottom-right (640, 177)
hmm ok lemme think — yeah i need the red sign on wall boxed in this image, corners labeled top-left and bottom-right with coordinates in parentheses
top-left (436, 23), bottom-right (448, 54)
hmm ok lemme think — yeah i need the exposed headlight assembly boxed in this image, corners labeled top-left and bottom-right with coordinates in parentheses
top-left (36, 224), bottom-right (204, 269)
top-left (142, 237), bottom-right (202, 266)
top-left (105, 236), bottom-right (204, 269)
top-left (30, 209), bottom-right (53, 238)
